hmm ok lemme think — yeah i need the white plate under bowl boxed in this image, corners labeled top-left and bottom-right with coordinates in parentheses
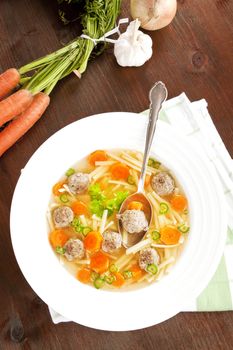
top-left (10, 112), bottom-right (227, 331)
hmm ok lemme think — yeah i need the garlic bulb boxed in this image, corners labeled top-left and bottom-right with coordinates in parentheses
top-left (130, 0), bottom-right (177, 31)
top-left (114, 19), bottom-right (153, 67)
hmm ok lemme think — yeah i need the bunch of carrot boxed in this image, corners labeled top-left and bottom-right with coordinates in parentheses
top-left (0, 0), bottom-right (121, 157)
top-left (0, 69), bottom-right (50, 157)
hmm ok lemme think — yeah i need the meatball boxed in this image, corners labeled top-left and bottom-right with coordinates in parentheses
top-left (139, 248), bottom-right (160, 270)
top-left (64, 238), bottom-right (85, 261)
top-left (102, 231), bottom-right (122, 253)
top-left (151, 172), bottom-right (175, 196)
top-left (53, 206), bottom-right (74, 228)
top-left (67, 172), bottom-right (89, 194)
top-left (120, 210), bottom-right (148, 234)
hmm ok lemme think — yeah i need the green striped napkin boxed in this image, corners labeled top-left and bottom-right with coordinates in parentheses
top-left (143, 93), bottom-right (233, 312)
top-left (49, 93), bottom-right (233, 322)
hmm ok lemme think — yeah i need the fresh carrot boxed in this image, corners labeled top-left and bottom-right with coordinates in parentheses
top-left (90, 251), bottom-right (109, 274)
top-left (170, 194), bottom-right (187, 212)
top-left (50, 229), bottom-right (69, 248)
top-left (52, 181), bottom-right (66, 196)
top-left (88, 150), bottom-right (108, 166)
top-left (160, 225), bottom-right (181, 245)
top-left (130, 264), bottom-right (143, 280)
top-left (0, 68), bottom-right (20, 100)
top-left (72, 201), bottom-right (89, 216)
top-left (0, 89), bottom-right (33, 127)
top-left (127, 201), bottom-right (143, 211)
top-left (84, 231), bottom-right (102, 252)
top-left (112, 272), bottom-right (125, 287)
top-left (110, 162), bottom-right (130, 180)
top-left (77, 268), bottom-right (91, 284)
top-left (0, 92), bottom-right (50, 157)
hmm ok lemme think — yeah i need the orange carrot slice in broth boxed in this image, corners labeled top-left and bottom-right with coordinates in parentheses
top-left (90, 251), bottom-right (109, 274)
top-left (170, 195), bottom-right (187, 212)
top-left (110, 162), bottom-right (130, 180)
top-left (112, 272), bottom-right (125, 287)
top-left (131, 264), bottom-right (143, 280)
top-left (127, 201), bottom-right (143, 211)
top-left (145, 174), bottom-right (151, 188)
top-left (160, 225), bottom-right (181, 245)
top-left (89, 150), bottom-right (108, 166)
top-left (52, 181), bottom-right (65, 196)
top-left (84, 231), bottom-right (102, 252)
top-left (77, 268), bottom-right (91, 284)
top-left (72, 201), bottom-right (89, 216)
top-left (50, 229), bottom-right (69, 248)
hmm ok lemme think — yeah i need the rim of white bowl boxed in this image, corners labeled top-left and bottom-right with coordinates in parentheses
top-left (10, 112), bottom-right (227, 331)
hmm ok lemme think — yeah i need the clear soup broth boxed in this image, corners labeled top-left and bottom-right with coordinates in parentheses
top-left (47, 149), bottom-right (190, 290)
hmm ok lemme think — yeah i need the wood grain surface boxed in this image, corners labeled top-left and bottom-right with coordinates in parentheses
top-left (0, 0), bottom-right (233, 349)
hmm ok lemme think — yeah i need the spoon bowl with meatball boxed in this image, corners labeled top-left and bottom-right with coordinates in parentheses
top-left (118, 81), bottom-right (168, 248)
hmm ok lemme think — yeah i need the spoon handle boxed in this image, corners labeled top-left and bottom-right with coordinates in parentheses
top-left (137, 81), bottom-right (168, 193)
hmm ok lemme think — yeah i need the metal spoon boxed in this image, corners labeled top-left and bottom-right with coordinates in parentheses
top-left (118, 81), bottom-right (168, 248)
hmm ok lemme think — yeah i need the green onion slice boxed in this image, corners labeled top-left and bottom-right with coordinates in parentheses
top-left (146, 264), bottom-right (158, 275)
top-left (148, 158), bottom-right (155, 167)
top-left (66, 168), bottom-right (75, 177)
top-left (71, 217), bottom-right (83, 233)
top-left (56, 246), bottom-right (66, 255)
top-left (178, 223), bottom-right (190, 233)
top-left (94, 277), bottom-right (105, 289)
top-left (159, 202), bottom-right (169, 214)
top-left (90, 271), bottom-right (99, 281)
top-left (109, 264), bottom-right (119, 273)
top-left (82, 227), bottom-right (92, 236)
top-left (59, 193), bottom-right (69, 203)
top-left (104, 274), bottom-right (116, 284)
top-left (151, 230), bottom-right (161, 241)
top-left (127, 175), bottom-right (135, 185)
top-left (148, 158), bottom-right (161, 169)
top-left (123, 270), bottom-right (133, 279)
top-left (153, 161), bottom-right (161, 169)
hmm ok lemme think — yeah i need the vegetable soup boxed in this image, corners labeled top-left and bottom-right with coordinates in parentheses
top-left (47, 149), bottom-right (190, 290)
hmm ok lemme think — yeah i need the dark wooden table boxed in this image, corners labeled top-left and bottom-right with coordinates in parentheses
top-left (1, 0), bottom-right (233, 349)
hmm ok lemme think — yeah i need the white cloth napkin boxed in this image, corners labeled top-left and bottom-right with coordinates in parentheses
top-left (49, 93), bottom-right (233, 323)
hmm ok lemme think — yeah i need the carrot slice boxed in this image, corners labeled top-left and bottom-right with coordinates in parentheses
top-left (112, 272), bottom-right (125, 287)
top-left (160, 225), bottom-right (181, 245)
top-left (84, 231), bottom-right (102, 252)
top-left (130, 264), bottom-right (143, 280)
top-left (72, 201), bottom-right (89, 216)
top-left (50, 229), bottom-right (69, 248)
top-left (52, 181), bottom-right (65, 196)
top-left (90, 251), bottom-right (109, 274)
top-left (145, 174), bottom-right (151, 188)
top-left (0, 68), bottom-right (20, 100)
top-left (88, 150), bottom-right (108, 166)
top-left (170, 195), bottom-right (187, 212)
top-left (127, 201), bottom-right (143, 211)
top-left (77, 268), bottom-right (91, 284)
top-left (110, 162), bottom-right (130, 180)
top-left (97, 177), bottom-right (110, 190)
top-left (0, 92), bottom-right (50, 157)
